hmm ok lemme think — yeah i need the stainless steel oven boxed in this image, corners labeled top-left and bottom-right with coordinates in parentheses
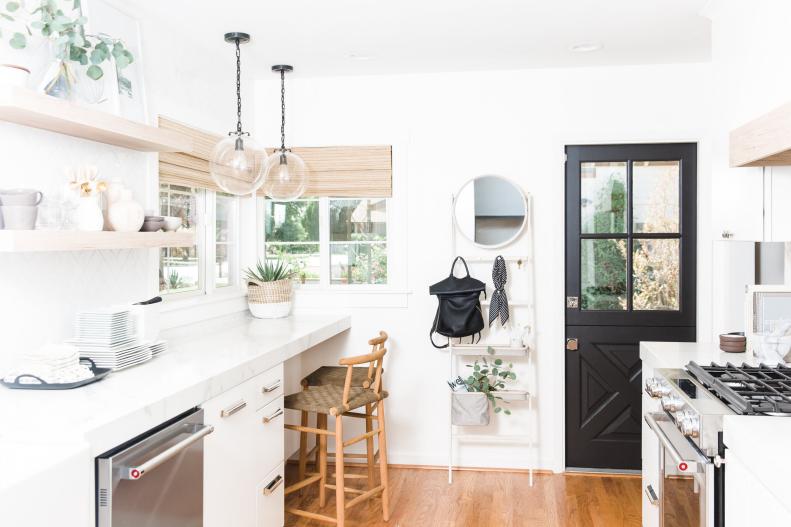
top-left (96, 408), bottom-right (214, 527)
top-left (646, 412), bottom-right (717, 527)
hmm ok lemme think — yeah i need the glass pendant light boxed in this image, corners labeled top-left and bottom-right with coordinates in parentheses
top-left (209, 32), bottom-right (268, 196)
top-left (262, 65), bottom-right (308, 201)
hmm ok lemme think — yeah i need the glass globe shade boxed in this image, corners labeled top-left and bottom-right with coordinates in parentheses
top-left (262, 150), bottom-right (308, 201)
top-left (209, 135), bottom-right (268, 195)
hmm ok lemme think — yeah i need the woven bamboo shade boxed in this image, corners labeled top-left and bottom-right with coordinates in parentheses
top-left (158, 117), bottom-right (392, 197)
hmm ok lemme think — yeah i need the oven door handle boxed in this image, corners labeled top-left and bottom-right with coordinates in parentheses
top-left (645, 412), bottom-right (709, 473)
top-left (121, 424), bottom-right (214, 480)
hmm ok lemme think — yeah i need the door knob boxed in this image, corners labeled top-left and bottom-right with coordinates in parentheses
top-left (566, 338), bottom-right (579, 351)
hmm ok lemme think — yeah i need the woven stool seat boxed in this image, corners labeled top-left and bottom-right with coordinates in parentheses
top-left (302, 366), bottom-right (383, 388)
top-left (285, 384), bottom-right (389, 415)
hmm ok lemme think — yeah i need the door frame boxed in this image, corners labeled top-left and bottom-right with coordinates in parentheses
top-left (555, 136), bottom-right (704, 473)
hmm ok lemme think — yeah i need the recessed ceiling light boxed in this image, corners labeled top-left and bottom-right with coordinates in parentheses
top-left (347, 53), bottom-right (372, 61)
top-left (570, 42), bottom-right (603, 53)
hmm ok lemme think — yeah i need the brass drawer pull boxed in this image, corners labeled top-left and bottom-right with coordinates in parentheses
top-left (263, 474), bottom-right (283, 495)
top-left (262, 380), bottom-right (282, 393)
top-left (220, 400), bottom-right (247, 418)
top-left (263, 408), bottom-right (284, 424)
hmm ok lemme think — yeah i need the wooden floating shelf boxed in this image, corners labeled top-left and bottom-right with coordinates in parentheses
top-left (0, 86), bottom-right (192, 153)
top-left (730, 100), bottom-right (791, 167)
top-left (451, 344), bottom-right (529, 357)
top-left (0, 230), bottom-right (195, 252)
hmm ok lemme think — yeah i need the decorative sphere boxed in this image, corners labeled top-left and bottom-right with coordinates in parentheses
top-left (262, 150), bottom-right (308, 201)
top-left (209, 135), bottom-right (268, 195)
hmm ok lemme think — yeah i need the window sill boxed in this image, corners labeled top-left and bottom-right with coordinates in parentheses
top-left (293, 288), bottom-right (412, 309)
top-left (159, 287), bottom-right (248, 329)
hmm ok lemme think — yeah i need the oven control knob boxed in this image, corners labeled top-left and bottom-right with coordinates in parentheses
top-left (661, 395), bottom-right (685, 412)
top-left (680, 415), bottom-right (700, 438)
top-left (646, 378), bottom-right (671, 399)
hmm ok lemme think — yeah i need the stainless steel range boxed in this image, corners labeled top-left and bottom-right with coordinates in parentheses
top-left (645, 361), bottom-right (791, 527)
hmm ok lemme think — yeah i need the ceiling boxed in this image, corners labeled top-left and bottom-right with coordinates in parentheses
top-left (121, 0), bottom-right (711, 79)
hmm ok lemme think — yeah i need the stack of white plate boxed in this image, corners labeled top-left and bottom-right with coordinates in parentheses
top-left (69, 307), bottom-right (153, 371)
top-left (149, 340), bottom-right (168, 357)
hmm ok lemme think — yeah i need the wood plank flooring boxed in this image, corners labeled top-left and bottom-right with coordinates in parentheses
top-left (284, 465), bottom-right (641, 527)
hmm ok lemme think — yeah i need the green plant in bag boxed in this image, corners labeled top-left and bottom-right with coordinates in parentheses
top-left (463, 346), bottom-right (518, 415)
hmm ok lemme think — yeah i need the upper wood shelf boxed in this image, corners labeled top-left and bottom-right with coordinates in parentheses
top-left (0, 230), bottom-right (195, 252)
top-left (0, 86), bottom-right (192, 153)
top-left (730, 100), bottom-right (791, 167)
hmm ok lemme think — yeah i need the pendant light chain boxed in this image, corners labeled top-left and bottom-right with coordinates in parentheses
top-left (235, 38), bottom-right (243, 135)
top-left (280, 69), bottom-right (286, 152)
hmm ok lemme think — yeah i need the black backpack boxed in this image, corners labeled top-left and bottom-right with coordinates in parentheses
top-left (429, 256), bottom-right (486, 348)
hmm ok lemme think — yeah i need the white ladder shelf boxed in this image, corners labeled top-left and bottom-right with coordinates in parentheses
top-left (447, 192), bottom-right (537, 487)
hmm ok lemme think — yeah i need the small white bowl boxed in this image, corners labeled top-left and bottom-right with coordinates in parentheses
top-left (162, 216), bottom-right (182, 232)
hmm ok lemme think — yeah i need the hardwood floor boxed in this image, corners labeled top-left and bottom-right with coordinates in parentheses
top-left (284, 465), bottom-right (641, 527)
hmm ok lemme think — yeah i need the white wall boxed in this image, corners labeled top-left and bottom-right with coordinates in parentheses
top-left (255, 62), bottom-right (713, 471)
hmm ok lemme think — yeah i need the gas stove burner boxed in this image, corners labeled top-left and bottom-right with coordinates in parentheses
top-left (686, 361), bottom-right (791, 416)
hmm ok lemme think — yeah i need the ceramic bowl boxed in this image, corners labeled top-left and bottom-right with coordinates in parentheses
top-left (162, 216), bottom-right (182, 232)
top-left (140, 219), bottom-right (165, 232)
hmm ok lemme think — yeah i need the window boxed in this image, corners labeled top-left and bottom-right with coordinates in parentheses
top-left (263, 197), bottom-right (388, 286)
top-left (159, 184), bottom-right (240, 296)
top-left (160, 185), bottom-right (201, 294)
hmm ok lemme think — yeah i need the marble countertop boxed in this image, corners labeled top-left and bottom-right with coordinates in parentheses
top-left (0, 311), bottom-right (350, 485)
top-left (640, 340), bottom-right (751, 369)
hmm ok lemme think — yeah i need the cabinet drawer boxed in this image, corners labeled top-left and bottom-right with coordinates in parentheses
top-left (257, 396), bottom-right (285, 475)
top-left (257, 462), bottom-right (285, 527)
top-left (249, 363), bottom-right (284, 410)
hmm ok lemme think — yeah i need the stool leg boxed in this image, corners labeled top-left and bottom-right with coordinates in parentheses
top-left (376, 400), bottom-right (390, 521)
top-left (365, 403), bottom-right (376, 489)
top-left (335, 414), bottom-right (346, 527)
top-left (318, 413), bottom-right (328, 508)
top-left (298, 410), bottom-right (308, 495)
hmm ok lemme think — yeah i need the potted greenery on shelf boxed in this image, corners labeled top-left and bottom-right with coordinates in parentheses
top-left (452, 347), bottom-right (518, 426)
top-left (244, 258), bottom-right (296, 319)
top-left (0, 0), bottom-right (135, 100)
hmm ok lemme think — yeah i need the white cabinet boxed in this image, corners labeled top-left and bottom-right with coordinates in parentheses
top-left (714, 166), bottom-right (791, 242)
top-left (726, 450), bottom-right (791, 526)
top-left (641, 363), bottom-right (660, 527)
top-left (767, 167), bottom-right (791, 241)
top-left (204, 364), bottom-right (285, 527)
top-left (257, 463), bottom-right (286, 527)
top-left (712, 166), bottom-right (764, 241)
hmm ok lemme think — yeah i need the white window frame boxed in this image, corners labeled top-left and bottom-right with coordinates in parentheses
top-left (159, 185), bottom-right (243, 302)
top-left (258, 196), bottom-right (393, 291)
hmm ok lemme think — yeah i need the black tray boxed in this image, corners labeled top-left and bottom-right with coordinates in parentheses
top-left (1, 358), bottom-right (112, 390)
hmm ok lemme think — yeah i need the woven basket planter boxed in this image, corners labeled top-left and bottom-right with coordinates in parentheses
top-left (247, 279), bottom-right (293, 319)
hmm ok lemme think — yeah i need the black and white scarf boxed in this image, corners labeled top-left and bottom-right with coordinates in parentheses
top-left (489, 255), bottom-right (509, 327)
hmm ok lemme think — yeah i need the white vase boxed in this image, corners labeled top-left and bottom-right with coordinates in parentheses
top-left (107, 189), bottom-right (144, 232)
top-left (74, 196), bottom-right (104, 231)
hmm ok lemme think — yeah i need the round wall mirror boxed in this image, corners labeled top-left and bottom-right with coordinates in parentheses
top-left (453, 175), bottom-right (527, 248)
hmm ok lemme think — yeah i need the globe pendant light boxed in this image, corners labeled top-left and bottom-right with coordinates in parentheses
top-left (209, 32), bottom-right (268, 196)
top-left (262, 65), bottom-right (308, 201)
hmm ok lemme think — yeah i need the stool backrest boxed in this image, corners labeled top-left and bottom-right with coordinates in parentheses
top-left (337, 331), bottom-right (388, 408)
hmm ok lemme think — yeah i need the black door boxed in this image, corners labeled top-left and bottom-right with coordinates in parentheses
top-left (565, 143), bottom-right (696, 470)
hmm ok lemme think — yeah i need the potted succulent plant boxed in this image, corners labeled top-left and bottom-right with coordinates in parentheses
top-left (451, 347), bottom-right (518, 426)
top-left (244, 259), bottom-right (296, 319)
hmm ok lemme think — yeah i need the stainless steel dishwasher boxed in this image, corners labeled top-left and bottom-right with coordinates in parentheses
top-left (96, 408), bottom-right (214, 527)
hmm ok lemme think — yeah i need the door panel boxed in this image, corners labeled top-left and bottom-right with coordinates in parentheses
top-left (565, 325), bottom-right (694, 470)
top-left (565, 143), bottom-right (696, 470)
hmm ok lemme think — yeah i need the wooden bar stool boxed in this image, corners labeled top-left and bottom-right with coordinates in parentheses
top-left (284, 346), bottom-right (390, 526)
top-left (298, 331), bottom-right (388, 489)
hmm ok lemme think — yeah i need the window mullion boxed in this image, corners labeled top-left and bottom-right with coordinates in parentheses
top-left (320, 197), bottom-right (331, 287)
top-left (204, 190), bottom-right (215, 294)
